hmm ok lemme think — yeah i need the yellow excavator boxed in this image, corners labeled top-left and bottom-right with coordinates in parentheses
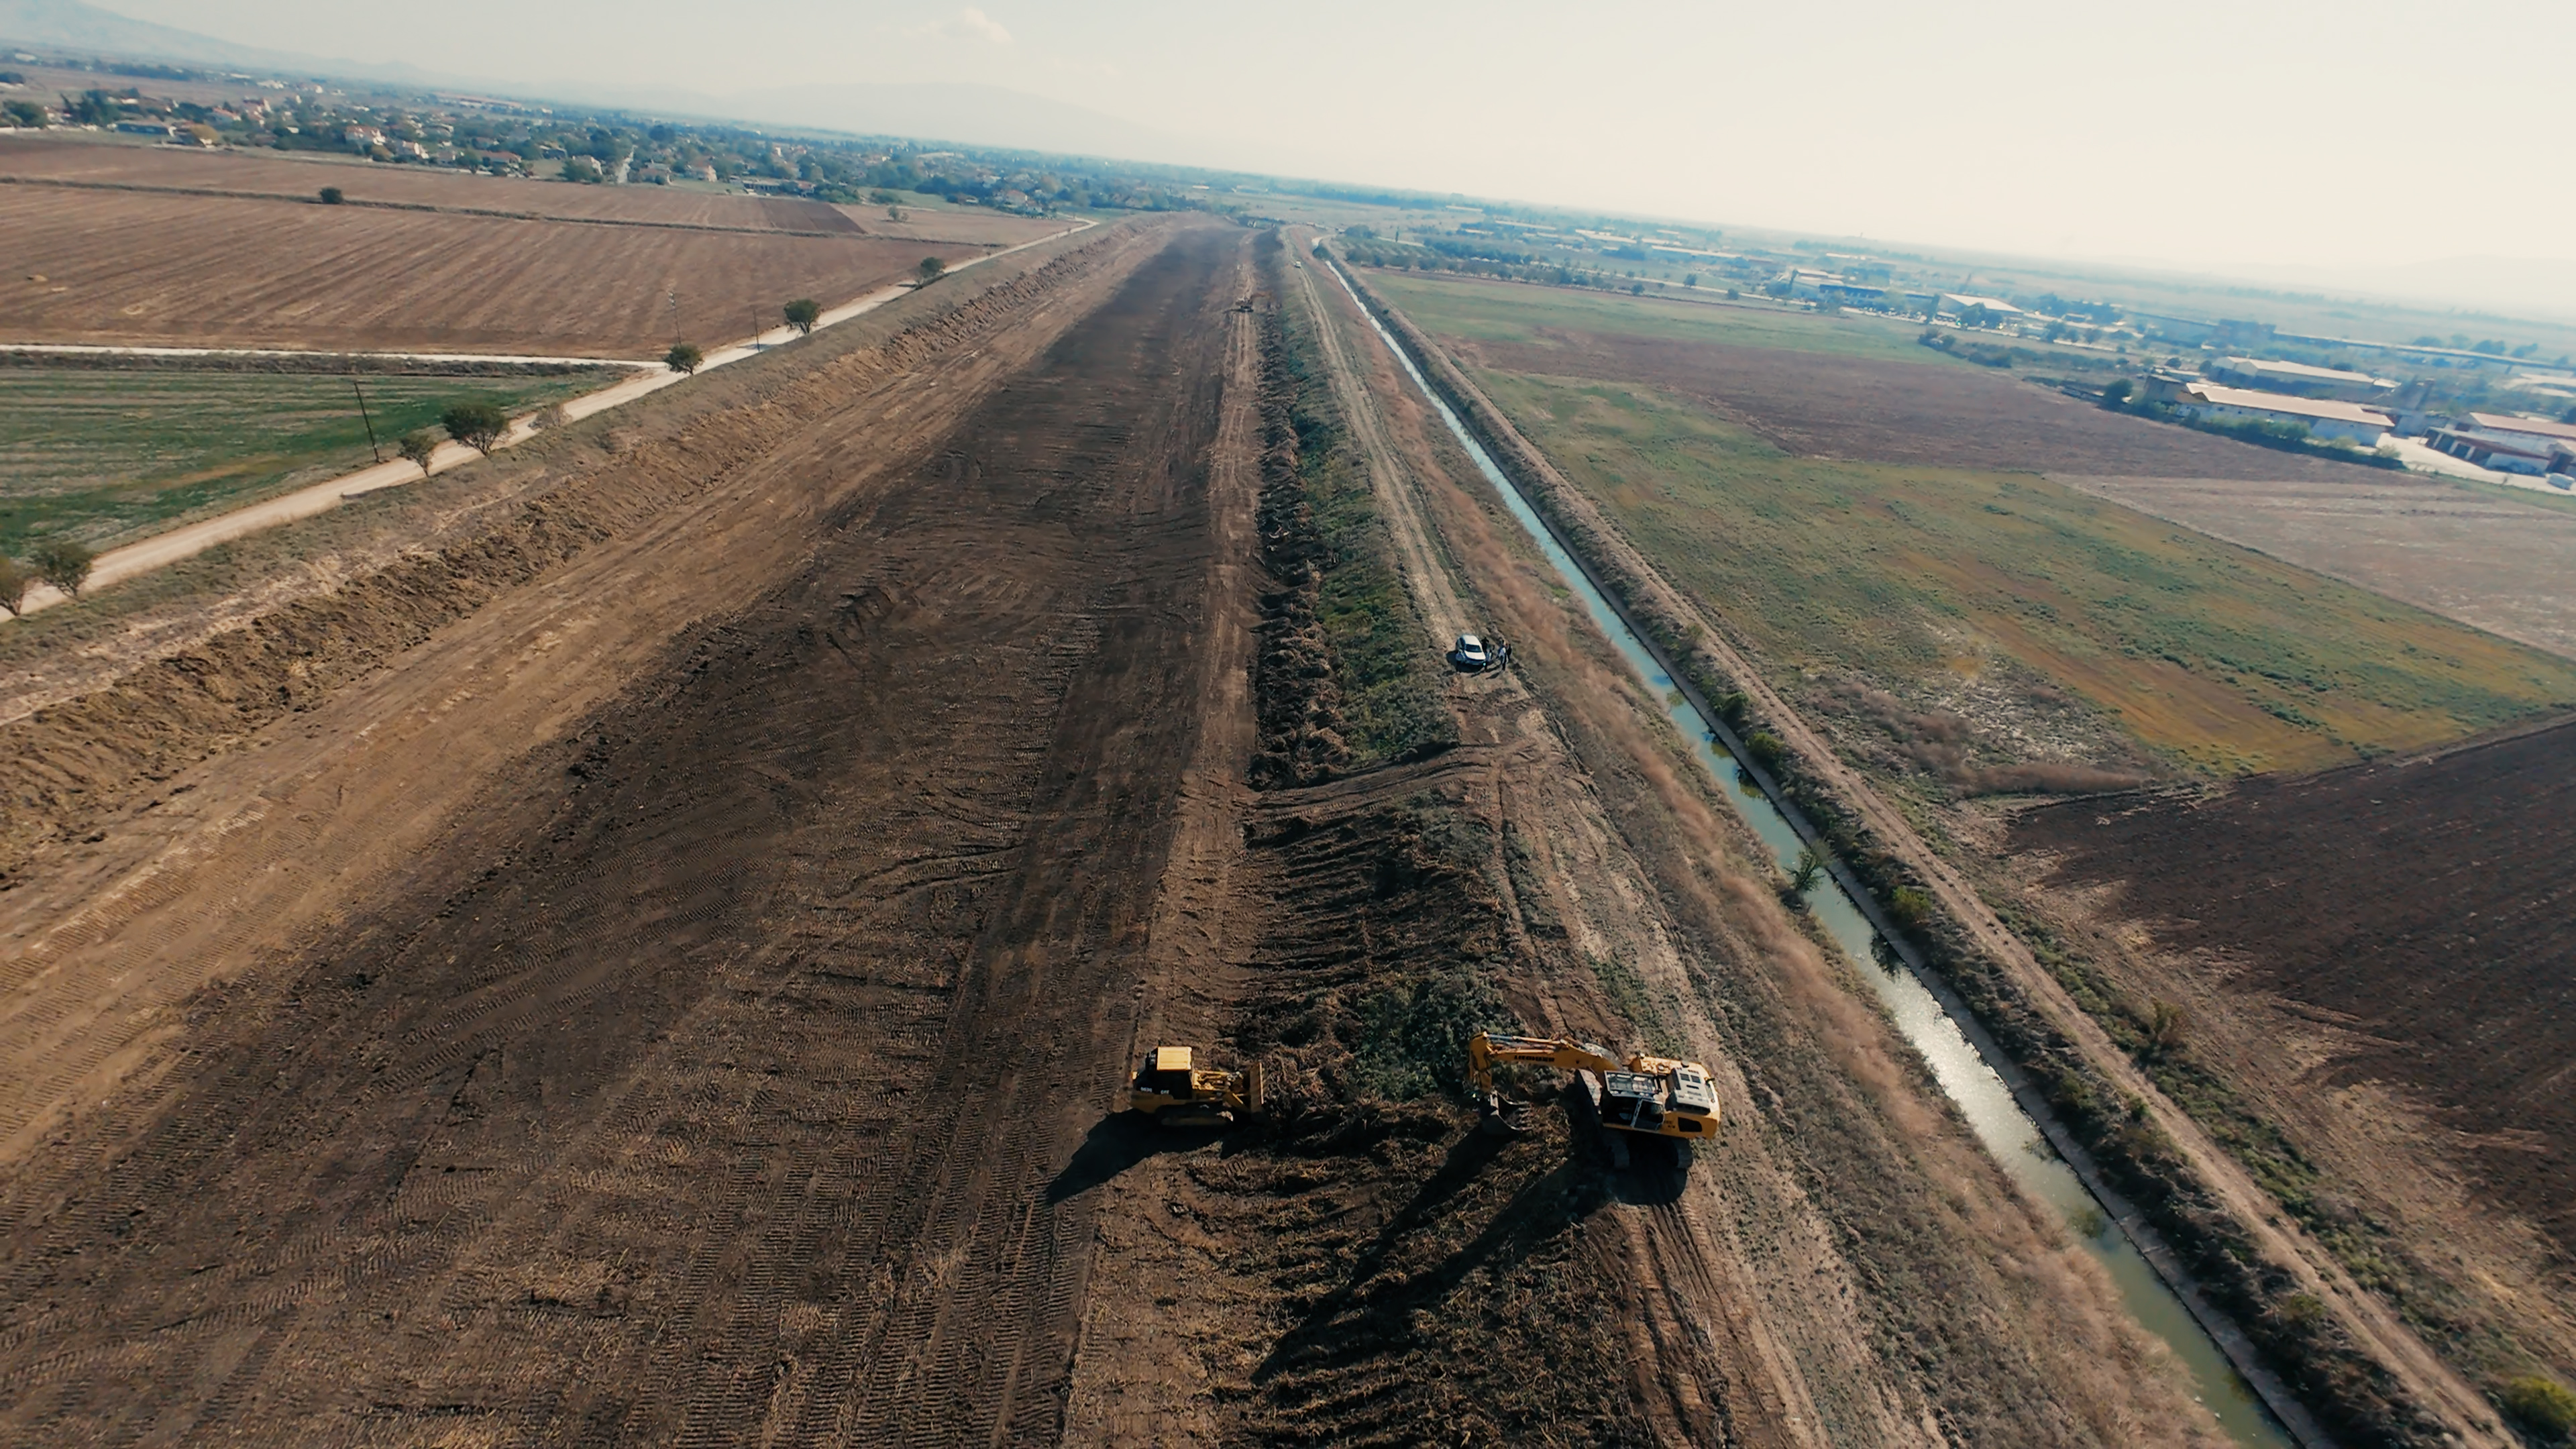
top-left (1126, 1046), bottom-right (1264, 1128)
top-left (1466, 1032), bottom-right (1720, 1150)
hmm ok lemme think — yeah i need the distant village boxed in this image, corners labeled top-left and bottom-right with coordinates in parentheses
top-left (0, 56), bottom-right (1213, 216)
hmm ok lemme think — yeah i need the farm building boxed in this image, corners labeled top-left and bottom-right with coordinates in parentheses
top-left (2206, 356), bottom-right (2396, 400)
top-left (2425, 425), bottom-right (2576, 477)
top-left (1938, 293), bottom-right (2023, 321)
top-left (2180, 383), bottom-right (2395, 445)
top-left (2465, 413), bottom-right (2576, 449)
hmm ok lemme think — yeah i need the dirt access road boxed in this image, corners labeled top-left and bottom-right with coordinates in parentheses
top-left (0, 219), bottom-right (1252, 1442)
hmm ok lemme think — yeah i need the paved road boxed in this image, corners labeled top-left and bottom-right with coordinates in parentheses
top-left (1, 218), bottom-right (1092, 622)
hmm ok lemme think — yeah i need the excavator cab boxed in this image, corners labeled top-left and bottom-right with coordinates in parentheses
top-left (1127, 1046), bottom-right (1263, 1128)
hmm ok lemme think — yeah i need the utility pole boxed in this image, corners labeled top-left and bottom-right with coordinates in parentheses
top-left (668, 289), bottom-right (681, 345)
top-left (351, 379), bottom-right (381, 463)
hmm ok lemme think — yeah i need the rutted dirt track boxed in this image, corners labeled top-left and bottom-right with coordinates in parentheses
top-left (0, 221), bottom-right (1242, 1442)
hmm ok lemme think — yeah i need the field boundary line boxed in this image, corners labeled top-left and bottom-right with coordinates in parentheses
top-left (0, 217), bottom-right (1094, 623)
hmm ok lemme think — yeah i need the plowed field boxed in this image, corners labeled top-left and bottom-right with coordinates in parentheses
top-left (0, 186), bottom-right (973, 356)
top-left (2013, 718), bottom-right (2576, 1256)
top-left (0, 135), bottom-right (1059, 246)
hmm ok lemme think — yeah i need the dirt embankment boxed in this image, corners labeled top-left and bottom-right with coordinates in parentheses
top-left (1344, 262), bottom-right (2518, 1448)
top-left (0, 220), bottom-right (1241, 1442)
top-left (1226, 246), bottom-right (2241, 1446)
top-left (0, 229), bottom-right (1147, 890)
top-left (2009, 718), bottom-right (2576, 1401)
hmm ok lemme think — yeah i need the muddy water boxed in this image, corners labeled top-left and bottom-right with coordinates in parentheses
top-left (1326, 260), bottom-right (2295, 1448)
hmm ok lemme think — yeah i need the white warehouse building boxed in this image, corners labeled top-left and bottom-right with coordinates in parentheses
top-left (2180, 383), bottom-right (2396, 446)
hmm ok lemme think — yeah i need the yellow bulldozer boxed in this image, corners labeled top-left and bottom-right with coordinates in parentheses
top-left (1126, 1045), bottom-right (1264, 1128)
top-left (1466, 1032), bottom-right (1719, 1159)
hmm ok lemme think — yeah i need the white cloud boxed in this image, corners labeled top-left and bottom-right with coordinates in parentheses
top-left (908, 7), bottom-right (1012, 44)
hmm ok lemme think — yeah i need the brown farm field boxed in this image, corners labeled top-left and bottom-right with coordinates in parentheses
top-left (2006, 718), bottom-right (2576, 1401)
top-left (0, 133), bottom-right (1061, 246)
top-left (0, 184), bottom-right (988, 356)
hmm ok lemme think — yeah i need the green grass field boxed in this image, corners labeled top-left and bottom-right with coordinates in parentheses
top-left (1366, 269), bottom-right (1934, 364)
top-left (0, 368), bottom-right (600, 556)
top-left (1476, 371), bottom-right (2576, 773)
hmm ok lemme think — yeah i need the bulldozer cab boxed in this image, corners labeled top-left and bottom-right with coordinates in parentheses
top-left (1134, 1046), bottom-right (1195, 1091)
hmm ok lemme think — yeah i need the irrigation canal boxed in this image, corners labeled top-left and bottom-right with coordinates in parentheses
top-left (1322, 252), bottom-right (2300, 1449)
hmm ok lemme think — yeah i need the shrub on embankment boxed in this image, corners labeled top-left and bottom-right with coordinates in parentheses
top-left (1340, 259), bottom-right (2455, 1448)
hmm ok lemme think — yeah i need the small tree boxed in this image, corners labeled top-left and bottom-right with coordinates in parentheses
top-left (317, 186), bottom-right (344, 205)
top-left (783, 298), bottom-right (821, 336)
top-left (1, 100), bottom-right (46, 129)
top-left (32, 539), bottom-right (95, 601)
top-left (0, 556), bottom-right (31, 616)
top-left (665, 342), bottom-right (704, 376)
top-left (2100, 378), bottom-right (2135, 409)
top-left (1788, 847), bottom-right (1825, 900)
top-left (916, 256), bottom-right (946, 285)
top-left (440, 400), bottom-right (508, 455)
top-left (397, 427), bottom-right (440, 476)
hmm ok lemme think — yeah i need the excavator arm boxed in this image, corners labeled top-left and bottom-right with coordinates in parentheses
top-left (1465, 1032), bottom-right (1622, 1103)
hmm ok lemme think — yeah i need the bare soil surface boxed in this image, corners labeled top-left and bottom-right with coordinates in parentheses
top-left (2051, 472), bottom-right (2576, 661)
top-left (2006, 720), bottom-right (2576, 1383)
top-left (1448, 329), bottom-right (2385, 480)
top-left (0, 219), bottom-right (1229, 1442)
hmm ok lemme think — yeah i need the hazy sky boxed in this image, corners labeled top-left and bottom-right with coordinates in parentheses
top-left (89, 0), bottom-right (2576, 295)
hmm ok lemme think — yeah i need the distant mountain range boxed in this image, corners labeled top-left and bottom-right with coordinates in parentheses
top-left (0, 0), bottom-right (1206, 166)
top-left (0, 0), bottom-right (343, 74)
